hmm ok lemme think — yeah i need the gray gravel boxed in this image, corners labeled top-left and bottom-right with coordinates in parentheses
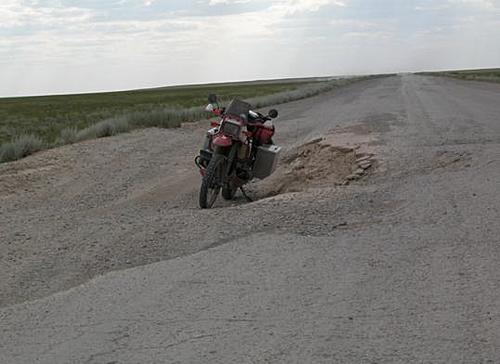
top-left (1, 75), bottom-right (500, 363)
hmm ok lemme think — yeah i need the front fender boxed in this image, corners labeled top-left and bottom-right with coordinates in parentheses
top-left (213, 134), bottom-right (233, 147)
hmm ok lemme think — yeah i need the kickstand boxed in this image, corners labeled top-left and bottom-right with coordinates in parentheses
top-left (240, 186), bottom-right (253, 202)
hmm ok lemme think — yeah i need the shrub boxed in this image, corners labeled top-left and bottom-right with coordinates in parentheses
top-left (76, 117), bottom-right (130, 141)
top-left (0, 134), bottom-right (44, 163)
top-left (127, 107), bottom-right (207, 129)
top-left (247, 78), bottom-right (356, 108)
top-left (58, 127), bottom-right (79, 145)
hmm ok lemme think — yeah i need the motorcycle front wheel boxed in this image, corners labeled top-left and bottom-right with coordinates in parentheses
top-left (222, 182), bottom-right (237, 200)
top-left (199, 153), bottom-right (225, 209)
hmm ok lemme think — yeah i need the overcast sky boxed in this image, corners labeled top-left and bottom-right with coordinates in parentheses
top-left (1, 0), bottom-right (499, 97)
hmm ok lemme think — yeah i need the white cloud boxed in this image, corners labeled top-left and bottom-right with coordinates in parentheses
top-left (270, 0), bottom-right (346, 15)
top-left (330, 19), bottom-right (377, 28)
top-left (416, 0), bottom-right (500, 10)
top-left (448, 0), bottom-right (499, 8)
top-left (208, 0), bottom-right (345, 7)
top-left (0, 0), bottom-right (97, 28)
top-left (208, 0), bottom-right (251, 5)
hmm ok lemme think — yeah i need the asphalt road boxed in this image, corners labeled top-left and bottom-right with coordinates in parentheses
top-left (1, 75), bottom-right (499, 363)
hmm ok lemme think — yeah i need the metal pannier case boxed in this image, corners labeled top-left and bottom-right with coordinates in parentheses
top-left (253, 145), bottom-right (282, 179)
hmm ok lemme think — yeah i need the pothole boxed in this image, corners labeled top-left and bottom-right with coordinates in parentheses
top-left (249, 137), bottom-right (376, 199)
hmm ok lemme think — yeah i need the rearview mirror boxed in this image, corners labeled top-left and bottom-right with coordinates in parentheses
top-left (208, 94), bottom-right (218, 103)
top-left (268, 109), bottom-right (278, 119)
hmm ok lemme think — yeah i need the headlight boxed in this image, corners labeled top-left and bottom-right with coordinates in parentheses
top-left (221, 120), bottom-right (241, 139)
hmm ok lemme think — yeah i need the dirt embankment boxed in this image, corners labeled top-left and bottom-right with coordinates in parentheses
top-left (253, 130), bottom-right (377, 199)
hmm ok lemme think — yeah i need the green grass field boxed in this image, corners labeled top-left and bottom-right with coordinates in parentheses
top-left (0, 80), bottom-right (314, 146)
top-left (421, 68), bottom-right (500, 83)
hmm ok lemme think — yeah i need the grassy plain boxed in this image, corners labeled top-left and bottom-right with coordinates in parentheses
top-left (0, 80), bottom-right (315, 146)
top-left (421, 68), bottom-right (500, 83)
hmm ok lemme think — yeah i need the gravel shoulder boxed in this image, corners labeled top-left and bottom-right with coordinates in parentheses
top-left (1, 75), bottom-right (500, 363)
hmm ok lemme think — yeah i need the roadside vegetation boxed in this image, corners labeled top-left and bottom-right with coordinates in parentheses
top-left (420, 68), bottom-right (500, 83)
top-left (0, 76), bottom-right (380, 163)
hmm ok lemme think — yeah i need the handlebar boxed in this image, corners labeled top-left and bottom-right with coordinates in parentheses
top-left (212, 108), bottom-right (270, 123)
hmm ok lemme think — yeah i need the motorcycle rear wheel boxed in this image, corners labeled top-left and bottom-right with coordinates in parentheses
top-left (199, 153), bottom-right (225, 209)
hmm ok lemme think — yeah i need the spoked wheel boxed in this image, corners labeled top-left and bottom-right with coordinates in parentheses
top-left (222, 180), bottom-right (237, 200)
top-left (199, 153), bottom-right (225, 209)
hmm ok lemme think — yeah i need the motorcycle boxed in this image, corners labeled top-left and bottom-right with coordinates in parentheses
top-left (195, 94), bottom-right (281, 209)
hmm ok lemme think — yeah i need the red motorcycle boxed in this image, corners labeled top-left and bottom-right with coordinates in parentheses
top-left (195, 94), bottom-right (281, 209)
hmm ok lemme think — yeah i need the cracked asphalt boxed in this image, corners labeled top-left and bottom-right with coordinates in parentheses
top-left (1, 75), bottom-right (499, 363)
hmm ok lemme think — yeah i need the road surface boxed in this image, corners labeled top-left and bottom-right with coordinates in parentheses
top-left (1, 75), bottom-right (499, 363)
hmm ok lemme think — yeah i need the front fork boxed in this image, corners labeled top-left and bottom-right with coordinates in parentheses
top-left (210, 143), bottom-right (239, 189)
top-left (196, 141), bottom-right (238, 177)
top-left (225, 144), bottom-right (238, 177)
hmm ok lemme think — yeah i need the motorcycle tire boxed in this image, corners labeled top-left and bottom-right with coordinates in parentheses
top-left (199, 153), bottom-right (225, 209)
top-left (222, 183), bottom-right (237, 200)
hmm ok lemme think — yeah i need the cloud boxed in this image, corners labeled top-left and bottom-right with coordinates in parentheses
top-left (448, 0), bottom-right (499, 8)
top-left (208, 0), bottom-right (345, 8)
top-left (0, 0), bottom-right (98, 29)
top-left (330, 19), bottom-right (377, 28)
top-left (208, 0), bottom-right (251, 5)
top-left (415, 0), bottom-right (500, 10)
top-left (270, 0), bottom-right (346, 15)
